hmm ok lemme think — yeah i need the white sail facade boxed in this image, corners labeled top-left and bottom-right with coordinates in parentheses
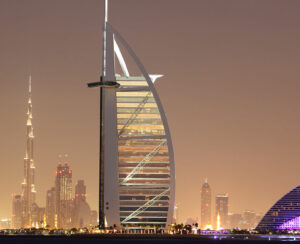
top-left (88, 1), bottom-right (175, 230)
top-left (117, 76), bottom-right (174, 229)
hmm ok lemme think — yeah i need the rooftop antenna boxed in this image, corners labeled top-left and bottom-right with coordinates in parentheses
top-left (105, 0), bottom-right (108, 23)
top-left (29, 75), bottom-right (32, 93)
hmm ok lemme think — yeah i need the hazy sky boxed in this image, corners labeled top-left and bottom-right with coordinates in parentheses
top-left (0, 0), bottom-right (300, 223)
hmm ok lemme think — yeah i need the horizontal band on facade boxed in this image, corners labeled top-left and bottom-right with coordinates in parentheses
top-left (119, 135), bottom-right (167, 140)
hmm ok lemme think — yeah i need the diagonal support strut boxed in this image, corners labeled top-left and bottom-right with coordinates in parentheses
top-left (121, 187), bottom-right (170, 224)
top-left (121, 140), bottom-right (167, 185)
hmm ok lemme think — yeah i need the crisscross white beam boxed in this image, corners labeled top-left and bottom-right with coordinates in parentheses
top-left (121, 187), bottom-right (170, 224)
top-left (118, 91), bottom-right (152, 136)
top-left (121, 140), bottom-right (167, 184)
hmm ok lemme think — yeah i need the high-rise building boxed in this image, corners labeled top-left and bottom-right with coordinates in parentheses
top-left (87, 0), bottom-right (175, 230)
top-left (0, 219), bottom-right (11, 229)
top-left (90, 210), bottom-right (98, 227)
top-left (228, 213), bottom-right (243, 229)
top-left (12, 195), bottom-right (22, 229)
top-left (200, 179), bottom-right (211, 229)
top-left (215, 194), bottom-right (229, 229)
top-left (30, 204), bottom-right (45, 228)
top-left (243, 210), bottom-right (256, 229)
top-left (46, 187), bottom-right (56, 228)
top-left (75, 180), bottom-right (86, 200)
top-left (55, 162), bottom-right (72, 229)
top-left (21, 76), bottom-right (36, 227)
top-left (73, 180), bottom-right (91, 228)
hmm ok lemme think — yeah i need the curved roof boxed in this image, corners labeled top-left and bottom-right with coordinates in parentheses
top-left (256, 185), bottom-right (300, 231)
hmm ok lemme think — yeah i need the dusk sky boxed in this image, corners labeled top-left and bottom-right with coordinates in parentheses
top-left (0, 0), bottom-right (300, 223)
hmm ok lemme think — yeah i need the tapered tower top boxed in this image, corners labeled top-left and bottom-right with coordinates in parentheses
top-left (104, 0), bottom-right (108, 23)
top-left (29, 75), bottom-right (32, 93)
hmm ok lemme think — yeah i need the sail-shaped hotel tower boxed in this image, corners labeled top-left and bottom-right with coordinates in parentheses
top-left (88, 0), bottom-right (175, 230)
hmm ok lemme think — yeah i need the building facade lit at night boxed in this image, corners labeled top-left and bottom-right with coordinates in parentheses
top-left (46, 187), bottom-right (56, 228)
top-left (55, 162), bottom-right (73, 229)
top-left (200, 179), bottom-right (211, 229)
top-left (256, 185), bottom-right (300, 231)
top-left (12, 195), bottom-right (22, 229)
top-left (19, 76), bottom-right (37, 228)
top-left (215, 194), bottom-right (229, 229)
top-left (88, 0), bottom-right (175, 230)
top-left (73, 180), bottom-right (91, 228)
top-left (11, 76), bottom-right (47, 229)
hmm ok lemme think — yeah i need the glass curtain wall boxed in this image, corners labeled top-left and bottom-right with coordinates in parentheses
top-left (116, 76), bottom-right (171, 229)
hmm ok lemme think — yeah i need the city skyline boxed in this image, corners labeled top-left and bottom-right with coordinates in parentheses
top-left (1, 0), bottom-right (300, 224)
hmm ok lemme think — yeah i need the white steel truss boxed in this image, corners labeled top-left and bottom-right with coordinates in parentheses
top-left (121, 187), bottom-right (170, 224)
top-left (121, 139), bottom-right (167, 185)
top-left (118, 91), bottom-right (152, 136)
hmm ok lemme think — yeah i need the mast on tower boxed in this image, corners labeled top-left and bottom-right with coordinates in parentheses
top-left (29, 75), bottom-right (32, 93)
top-left (102, 0), bottom-right (107, 77)
top-left (88, 0), bottom-right (119, 229)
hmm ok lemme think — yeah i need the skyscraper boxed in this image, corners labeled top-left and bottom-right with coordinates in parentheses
top-left (90, 210), bottom-right (98, 227)
top-left (45, 187), bottom-right (56, 228)
top-left (12, 195), bottom-right (22, 229)
top-left (73, 180), bottom-right (91, 228)
top-left (215, 194), bottom-right (229, 229)
top-left (200, 179), bottom-right (211, 229)
top-left (55, 162), bottom-right (72, 229)
top-left (243, 210), bottom-right (256, 229)
top-left (228, 213), bottom-right (243, 229)
top-left (30, 204), bottom-right (45, 228)
top-left (87, 0), bottom-right (175, 230)
top-left (21, 76), bottom-right (36, 227)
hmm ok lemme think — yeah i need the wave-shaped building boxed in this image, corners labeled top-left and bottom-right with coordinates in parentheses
top-left (88, 0), bottom-right (175, 230)
top-left (256, 185), bottom-right (300, 231)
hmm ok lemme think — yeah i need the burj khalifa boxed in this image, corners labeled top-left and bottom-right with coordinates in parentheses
top-left (21, 76), bottom-right (36, 227)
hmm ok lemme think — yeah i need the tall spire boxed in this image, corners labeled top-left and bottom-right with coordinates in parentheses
top-left (22, 75), bottom-right (36, 227)
top-left (105, 0), bottom-right (108, 23)
top-left (101, 0), bottom-right (115, 81)
top-left (29, 75), bottom-right (32, 93)
top-left (102, 0), bottom-right (108, 77)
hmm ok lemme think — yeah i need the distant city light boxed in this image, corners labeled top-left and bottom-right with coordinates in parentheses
top-left (204, 224), bottom-right (212, 230)
top-left (217, 213), bottom-right (221, 230)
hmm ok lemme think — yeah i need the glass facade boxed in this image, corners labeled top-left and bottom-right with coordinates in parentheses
top-left (116, 76), bottom-right (171, 228)
top-left (256, 185), bottom-right (300, 231)
top-left (201, 180), bottom-right (212, 228)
